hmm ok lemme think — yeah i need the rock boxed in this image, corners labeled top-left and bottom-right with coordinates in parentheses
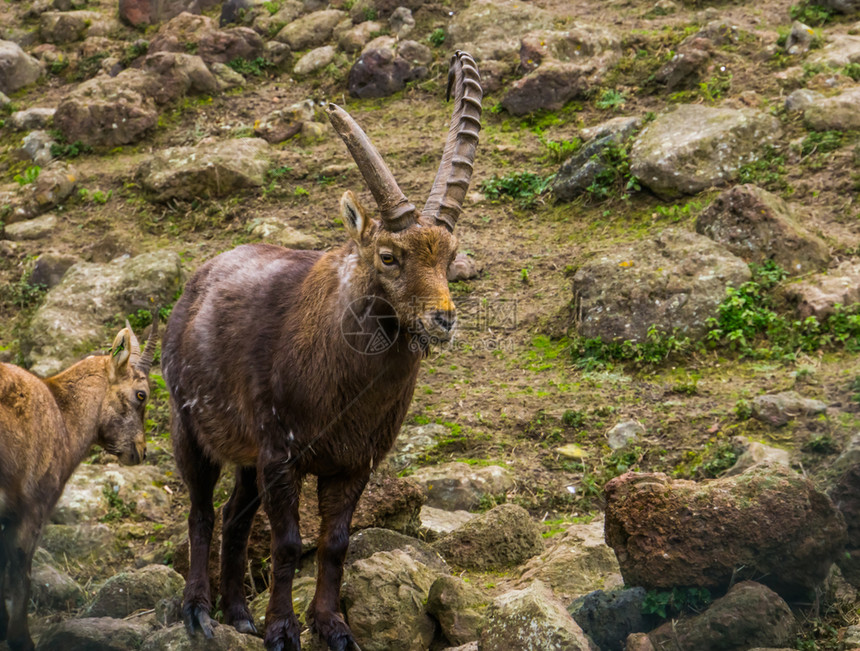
top-left (571, 228), bottom-right (751, 343)
top-left (817, 0), bottom-right (860, 13)
top-left (30, 251), bottom-right (80, 288)
top-left (37, 617), bottom-right (152, 651)
top-left (724, 439), bottom-right (790, 477)
top-left (53, 463), bottom-right (174, 524)
top-left (85, 565), bottom-right (185, 618)
top-left (149, 13), bottom-right (263, 64)
top-left (389, 7), bottom-right (414, 38)
top-left (625, 633), bottom-right (655, 651)
top-left (347, 0), bottom-right (423, 21)
top-left (274, 9), bottom-right (346, 50)
top-left (786, 20), bottom-right (815, 55)
top-left (20, 129), bottom-right (56, 166)
top-left (254, 99), bottom-right (315, 144)
top-left (804, 87), bottom-right (860, 131)
top-left (647, 581), bottom-right (795, 650)
top-left (447, 253), bottom-right (479, 282)
top-left (808, 33), bottom-right (860, 67)
top-left (751, 390), bottom-right (828, 427)
top-left (263, 41), bottom-right (292, 71)
top-left (569, 587), bottom-right (650, 651)
top-left (248, 217), bottom-right (318, 248)
top-left (783, 261), bottom-right (860, 320)
top-left (342, 549), bottom-right (440, 651)
top-left (210, 61), bottom-right (245, 89)
top-left (580, 116), bottom-right (641, 142)
top-left (141, 621), bottom-right (266, 650)
top-left (40, 11), bottom-right (117, 44)
top-left (30, 561), bottom-right (87, 610)
top-left (631, 105), bottom-right (782, 198)
top-left (0, 40), bottom-right (42, 93)
top-left (119, 0), bottom-right (205, 27)
top-left (337, 21), bottom-right (383, 54)
top-left (695, 184), bottom-right (830, 275)
top-left (142, 51), bottom-right (219, 101)
top-left (4, 163), bottom-right (77, 223)
top-left (604, 465), bottom-right (847, 598)
top-left (345, 527), bottom-right (449, 573)
top-left (10, 107), bottom-right (54, 130)
top-left (481, 580), bottom-right (597, 651)
top-left (53, 71), bottom-right (160, 147)
top-left (27, 250), bottom-right (184, 376)
top-left (655, 39), bottom-right (711, 89)
top-left (136, 138), bottom-right (272, 202)
top-left (293, 45), bottom-right (336, 75)
top-left (502, 60), bottom-right (604, 117)
top-left (784, 88), bottom-right (823, 112)
top-left (828, 463), bottom-right (860, 549)
top-left (515, 518), bottom-right (623, 603)
top-left (419, 505), bottom-right (476, 542)
top-left (448, 0), bottom-right (553, 62)
top-left (347, 47), bottom-right (426, 99)
top-left (408, 462), bottom-right (515, 511)
top-left (397, 39), bottom-right (432, 66)
top-left (39, 523), bottom-right (118, 564)
top-left (248, 580), bottom-right (316, 631)
top-left (388, 422), bottom-right (447, 469)
top-left (607, 420), bottom-right (645, 450)
top-left (2, 213), bottom-right (57, 241)
top-left (433, 504), bottom-right (543, 570)
top-left (427, 575), bottom-right (487, 645)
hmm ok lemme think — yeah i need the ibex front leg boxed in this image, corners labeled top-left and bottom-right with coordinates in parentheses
top-left (261, 454), bottom-right (303, 651)
top-left (2, 517), bottom-right (40, 651)
top-left (307, 471), bottom-right (369, 651)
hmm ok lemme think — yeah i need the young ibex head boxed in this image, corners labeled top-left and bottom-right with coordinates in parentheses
top-left (328, 51), bottom-right (482, 344)
top-left (98, 320), bottom-right (158, 464)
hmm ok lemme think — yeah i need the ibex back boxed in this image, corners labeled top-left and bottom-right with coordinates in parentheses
top-left (162, 51), bottom-right (482, 651)
top-left (0, 323), bottom-right (157, 651)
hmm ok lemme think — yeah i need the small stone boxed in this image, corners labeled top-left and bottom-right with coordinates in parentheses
top-left (293, 45), bottom-right (336, 75)
top-left (785, 88), bottom-right (824, 112)
top-left (786, 20), bottom-right (816, 55)
top-left (10, 107), bottom-right (55, 131)
top-left (724, 439), bottom-right (790, 477)
top-left (447, 253), bottom-right (479, 282)
top-left (2, 213), bottom-right (57, 241)
top-left (751, 391), bottom-right (828, 427)
top-left (389, 7), bottom-right (415, 38)
top-left (607, 420), bottom-right (644, 450)
top-left (419, 505), bottom-right (476, 542)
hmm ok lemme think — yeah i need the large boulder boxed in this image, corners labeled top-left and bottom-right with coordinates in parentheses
top-left (695, 184), bottom-right (830, 275)
top-left (630, 105), bottom-right (782, 198)
top-left (646, 581), bottom-right (795, 650)
top-left (342, 550), bottom-right (440, 651)
top-left (0, 40), bottom-right (42, 93)
top-left (135, 138), bottom-right (273, 202)
top-left (501, 26), bottom-right (620, 115)
top-left (347, 47), bottom-right (426, 99)
top-left (426, 575), bottom-right (487, 645)
top-left (149, 13), bottom-right (263, 64)
top-left (448, 0), bottom-right (552, 62)
top-left (433, 504), bottom-right (543, 570)
top-left (346, 527), bottom-right (449, 572)
top-left (408, 462), bottom-right (514, 511)
top-left (26, 250), bottom-right (184, 376)
top-left (141, 622), bottom-right (265, 650)
top-left (515, 518), bottom-right (623, 603)
top-left (604, 465), bottom-right (847, 598)
top-left (85, 565), bottom-right (185, 618)
top-left (569, 587), bottom-right (651, 651)
top-left (480, 580), bottom-right (597, 651)
top-left (30, 556), bottom-right (87, 611)
top-left (803, 87), bottom-right (860, 131)
top-left (274, 9), bottom-right (346, 51)
top-left (571, 228), bottom-right (750, 343)
top-left (141, 51), bottom-right (219, 101)
top-left (37, 618), bottom-right (152, 651)
top-left (40, 11), bottom-right (118, 44)
top-left (782, 260), bottom-right (860, 319)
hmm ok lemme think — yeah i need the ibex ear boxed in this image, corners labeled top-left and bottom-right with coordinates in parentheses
top-left (109, 327), bottom-right (132, 378)
top-left (341, 190), bottom-right (369, 243)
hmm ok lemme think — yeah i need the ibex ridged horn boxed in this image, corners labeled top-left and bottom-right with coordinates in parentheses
top-left (422, 50), bottom-right (483, 232)
top-left (327, 103), bottom-right (417, 231)
top-left (125, 319), bottom-right (141, 357)
top-left (136, 313), bottom-right (159, 375)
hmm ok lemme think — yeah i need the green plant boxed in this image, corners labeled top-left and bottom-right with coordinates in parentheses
top-left (571, 325), bottom-right (691, 370)
top-left (789, 2), bottom-right (833, 26)
top-left (362, 7), bottom-right (377, 20)
top-left (844, 63), bottom-right (860, 81)
top-left (49, 57), bottom-right (69, 76)
top-left (74, 53), bottom-right (108, 80)
top-left (737, 146), bottom-right (788, 191)
top-left (50, 138), bottom-right (93, 159)
top-left (227, 56), bottom-right (275, 77)
top-left (595, 89), bottom-right (627, 111)
top-left (0, 268), bottom-right (47, 310)
top-left (13, 166), bottom-right (40, 186)
top-left (428, 28), bottom-right (446, 47)
top-left (99, 483), bottom-right (137, 522)
top-left (804, 434), bottom-right (836, 453)
top-left (734, 399), bottom-right (752, 420)
top-left (653, 200), bottom-right (703, 221)
top-left (262, 0), bottom-right (281, 14)
top-left (294, 186), bottom-right (309, 198)
top-left (584, 140), bottom-right (640, 202)
top-left (801, 130), bottom-right (844, 157)
top-left (480, 172), bottom-right (552, 209)
top-left (539, 136), bottom-right (582, 164)
top-left (122, 40), bottom-right (149, 65)
top-left (642, 587), bottom-right (711, 619)
top-left (78, 188), bottom-right (113, 204)
top-left (562, 409), bottom-right (587, 428)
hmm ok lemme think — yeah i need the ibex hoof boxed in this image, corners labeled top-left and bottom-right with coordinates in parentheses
top-left (183, 602), bottom-right (216, 639)
top-left (233, 618), bottom-right (258, 636)
top-left (264, 615), bottom-right (301, 651)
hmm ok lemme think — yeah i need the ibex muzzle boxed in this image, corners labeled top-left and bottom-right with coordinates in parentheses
top-left (163, 51), bottom-right (482, 651)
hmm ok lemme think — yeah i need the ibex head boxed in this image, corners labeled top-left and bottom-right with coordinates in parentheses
top-left (328, 51), bottom-right (482, 346)
top-left (99, 319), bottom-right (159, 464)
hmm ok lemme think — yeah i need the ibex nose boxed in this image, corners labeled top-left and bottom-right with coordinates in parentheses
top-left (432, 310), bottom-right (455, 332)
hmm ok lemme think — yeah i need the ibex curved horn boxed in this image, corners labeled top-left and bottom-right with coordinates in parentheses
top-left (422, 50), bottom-right (483, 232)
top-left (136, 313), bottom-right (159, 375)
top-left (125, 319), bottom-right (141, 357)
top-left (327, 103), bottom-right (417, 231)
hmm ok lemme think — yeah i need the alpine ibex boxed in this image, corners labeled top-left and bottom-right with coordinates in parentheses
top-left (0, 322), bottom-right (157, 651)
top-left (162, 51), bottom-right (482, 651)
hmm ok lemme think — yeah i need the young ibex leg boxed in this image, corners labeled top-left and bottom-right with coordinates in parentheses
top-left (0, 523), bottom-right (9, 642)
top-left (178, 440), bottom-right (221, 639)
top-left (3, 518), bottom-right (39, 651)
top-left (261, 456), bottom-right (303, 651)
top-left (307, 471), bottom-right (370, 651)
top-left (220, 464), bottom-right (261, 635)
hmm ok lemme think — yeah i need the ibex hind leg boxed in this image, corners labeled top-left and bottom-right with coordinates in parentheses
top-left (172, 414), bottom-right (222, 639)
top-left (0, 524), bottom-right (8, 641)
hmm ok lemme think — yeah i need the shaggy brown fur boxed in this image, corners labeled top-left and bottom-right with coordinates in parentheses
top-left (0, 325), bottom-right (155, 651)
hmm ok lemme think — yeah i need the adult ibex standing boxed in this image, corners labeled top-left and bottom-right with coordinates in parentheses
top-left (0, 322), bottom-right (157, 651)
top-left (162, 51), bottom-right (482, 651)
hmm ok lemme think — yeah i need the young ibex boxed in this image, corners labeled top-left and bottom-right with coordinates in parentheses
top-left (162, 51), bottom-right (482, 651)
top-left (0, 322), bottom-right (157, 651)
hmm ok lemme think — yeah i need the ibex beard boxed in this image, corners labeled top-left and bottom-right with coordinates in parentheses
top-left (163, 51), bottom-right (482, 651)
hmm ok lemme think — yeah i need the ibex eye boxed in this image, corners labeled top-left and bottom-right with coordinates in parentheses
top-left (380, 253), bottom-right (397, 266)
top-left (136, 391), bottom-right (147, 402)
